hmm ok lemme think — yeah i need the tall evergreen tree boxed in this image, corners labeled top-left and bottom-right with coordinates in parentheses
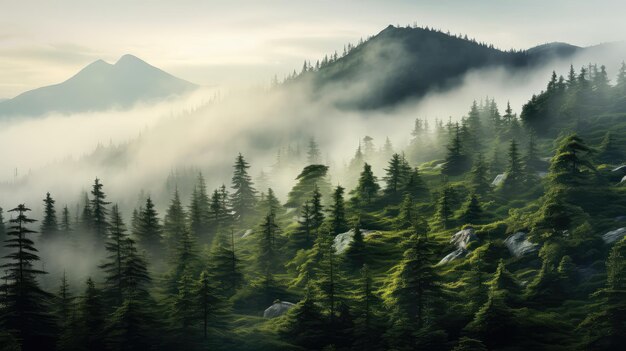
top-left (383, 153), bottom-right (405, 195)
top-left (231, 153), bottom-right (257, 223)
top-left (0, 204), bottom-right (56, 351)
top-left (196, 271), bottom-right (227, 342)
top-left (353, 264), bottom-right (384, 351)
top-left (78, 277), bottom-right (106, 351)
top-left (163, 188), bottom-right (187, 260)
top-left (597, 131), bottom-right (623, 164)
top-left (209, 230), bottom-right (243, 298)
top-left (354, 163), bottom-right (380, 205)
top-left (329, 185), bottom-right (348, 235)
top-left (189, 173), bottom-right (210, 242)
top-left (90, 178), bottom-right (111, 241)
top-left (345, 218), bottom-right (366, 269)
top-left (524, 132), bottom-right (543, 173)
top-left (460, 193), bottom-right (483, 224)
top-left (469, 153), bottom-right (490, 195)
top-left (257, 211), bottom-right (280, 277)
top-left (436, 184), bottom-right (455, 229)
top-left (135, 197), bottom-right (163, 256)
top-left (40, 192), bottom-right (58, 240)
top-left (100, 204), bottom-right (128, 307)
top-left (310, 185), bottom-right (325, 231)
top-left (294, 201), bottom-right (315, 249)
top-left (443, 123), bottom-right (469, 176)
top-left (61, 205), bottom-right (72, 234)
top-left (500, 140), bottom-right (524, 191)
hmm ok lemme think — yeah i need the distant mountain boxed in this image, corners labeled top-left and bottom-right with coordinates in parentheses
top-left (299, 25), bottom-right (582, 108)
top-left (0, 54), bottom-right (197, 118)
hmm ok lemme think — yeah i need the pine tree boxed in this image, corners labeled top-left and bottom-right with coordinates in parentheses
top-left (443, 123), bottom-right (469, 176)
top-left (469, 153), bottom-right (490, 195)
top-left (311, 185), bottom-right (325, 231)
top-left (121, 236), bottom-right (151, 299)
top-left (383, 153), bottom-right (405, 195)
top-left (436, 184), bottom-right (455, 229)
top-left (56, 271), bottom-right (74, 324)
top-left (209, 230), bottom-right (243, 297)
top-left (163, 188), bottom-right (187, 260)
top-left (189, 173), bottom-right (210, 242)
top-left (329, 185), bottom-right (348, 235)
top-left (353, 264), bottom-right (384, 351)
top-left (460, 193), bottom-right (483, 224)
top-left (61, 205), bottom-right (72, 234)
top-left (354, 163), bottom-right (380, 205)
top-left (404, 166), bottom-right (429, 200)
top-left (315, 232), bottom-right (341, 322)
top-left (280, 282), bottom-right (326, 349)
top-left (524, 131), bottom-right (542, 172)
top-left (294, 201), bottom-right (314, 249)
top-left (231, 153), bottom-right (257, 223)
top-left (396, 193), bottom-right (416, 230)
top-left (171, 273), bottom-right (198, 339)
top-left (100, 204), bottom-right (128, 307)
top-left (196, 271), bottom-right (227, 342)
top-left (0, 204), bottom-right (56, 351)
top-left (500, 140), bottom-right (524, 191)
top-left (598, 131), bottom-right (623, 164)
top-left (135, 197), bottom-right (162, 256)
top-left (259, 187), bottom-right (282, 216)
top-left (40, 192), bottom-right (58, 240)
top-left (81, 192), bottom-right (94, 232)
top-left (307, 137), bottom-right (321, 164)
top-left (549, 134), bottom-right (594, 186)
top-left (90, 178), bottom-right (111, 241)
top-left (166, 227), bottom-right (198, 295)
top-left (78, 277), bottom-right (106, 351)
top-left (257, 211), bottom-right (280, 277)
top-left (385, 232), bottom-right (439, 342)
top-left (345, 218), bottom-right (366, 269)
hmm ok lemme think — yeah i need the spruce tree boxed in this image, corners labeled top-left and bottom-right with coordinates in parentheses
top-left (90, 178), bottom-right (110, 242)
top-left (0, 204), bottom-right (56, 351)
top-left (396, 193), bottom-right (416, 230)
top-left (196, 271), bottom-right (226, 342)
top-left (404, 166), bottom-right (429, 200)
top-left (280, 282), bottom-right (326, 349)
top-left (310, 185), bottom-right (325, 231)
top-left (61, 205), bottom-right (72, 234)
top-left (208, 230), bottom-right (243, 298)
top-left (549, 134), bottom-right (594, 186)
top-left (163, 188), bottom-right (187, 260)
top-left (166, 228), bottom-right (198, 295)
top-left (78, 277), bottom-right (106, 351)
top-left (345, 218), bottom-right (366, 269)
top-left (524, 131), bottom-right (543, 172)
top-left (257, 211), bottom-right (280, 277)
top-left (383, 153), bottom-right (404, 195)
top-left (40, 192), bottom-right (58, 240)
top-left (385, 232), bottom-right (439, 342)
top-left (329, 185), bottom-right (348, 235)
top-left (294, 201), bottom-right (314, 249)
top-left (189, 173), bottom-right (210, 242)
top-left (500, 140), bottom-right (524, 192)
top-left (469, 153), bottom-right (490, 195)
top-left (436, 184), bottom-right (455, 229)
top-left (171, 273), bottom-right (198, 339)
top-left (460, 193), bottom-right (483, 224)
top-left (135, 197), bottom-right (162, 256)
top-left (354, 163), bottom-right (380, 205)
top-left (443, 123), bottom-right (469, 176)
top-left (597, 131), bottom-right (622, 164)
top-left (231, 153), bottom-right (257, 223)
top-left (100, 204), bottom-right (128, 307)
top-left (81, 192), bottom-right (94, 232)
top-left (353, 264), bottom-right (384, 351)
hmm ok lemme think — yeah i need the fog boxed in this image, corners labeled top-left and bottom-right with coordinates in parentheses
top-left (2, 41), bottom-right (626, 287)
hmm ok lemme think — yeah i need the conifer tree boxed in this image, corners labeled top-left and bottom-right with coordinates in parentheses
top-left (257, 211), bottom-right (280, 277)
top-left (135, 197), bottom-right (162, 256)
top-left (460, 193), bottom-right (483, 224)
top-left (280, 282), bottom-right (326, 349)
top-left (166, 228), bottom-right (198, 295)
top-left (354, 163), bottom-right (380, 205)
top-left (171, 273), bottom-right (198, 339)
top-left (315, 232), bottom-right (341, 322)
top-left (383, 153), bottom-right (405, 195)
top-left (404, 166), bottom-right (429, 200)
top-left (329, 185), bottom-right (348, 235)
top-left (549, 134), bottom-right (594, 186)
top-left (469, 153), bottom-right (490, 195)
top-left (345, 218), bottom-right (366, 269)
top-left (443, 123), bottom-right (469, 176)
top-left (189, 173), bottom-right (210, 242)
top-left (231, 153), bottom-right (257, 223)
top-left (259, 187), bottom-right (282, 216)
top-left (597, 131), bottom-right (623, 164)
top-left (81, 192), bottom-right (94, 232)
top-left (195, 271), bottom-right (226, 342)
top-left (307, 137), bottom-right (321, 164)
top-left (385, 231), bottom-right (439, 342)
top-left (352, 264), bottom-right (384, 351)
top-left (61, 205), bottom-right (72, 234)
top-left (100, 204), bottom-right (129, 307)
top-left (208, 230), bottom-right (243, 298)
top-left (524, 131), bottom-right (542, 173)
top-left (90, 178), bottom-right (111, 242)
top-left (311, 185), bottom-right (325, 231)
top-left (436, 184), bottom-right (455, 229)
top-left (163, 187), bottom-right (187, 260)
top-left (121, 236), bottom-right (151, 299)
top-left (0, 204), bottom-right (56, 351)
top-left (396, 193), bottom-right (416, 230)
top-left (500, 140), bottom-right (524, 191)
top-left (78, 277), bottom-right (106, 351)
top-left (40, 192), bottom-right (58, 240)
top-left (294, 201), bottom-right (314, 249)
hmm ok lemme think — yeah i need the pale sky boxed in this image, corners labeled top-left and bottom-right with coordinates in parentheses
top-left (1, 0), bottom-right (625, 98)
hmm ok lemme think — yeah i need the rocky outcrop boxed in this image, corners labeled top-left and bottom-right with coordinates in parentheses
top-left (492, 173), bottom-right (506, 186)
top-left (333, 229), bottom-right (375, 254)
top-left (438, 227), bottom-right (479, 265)
top-left (263, 300), bottom-right (295, 318)
top-left (504, 232), bottom-right (538, 257)
top-left (602, 228), bottom-right (626, 244)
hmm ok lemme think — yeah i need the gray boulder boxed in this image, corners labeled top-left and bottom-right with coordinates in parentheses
top-left (492, 173), bottom-right (506, 186)
top-left (438, 227), bottom-right (479, 265)
top-left (602, 228), bottom-right (626, 244)
top-left (612, 165), bottom-right (626, 173)
top-left (621, 175), bottom-right (626, 184)
top-left (504, 232), bottom-right (538, 257)
top-left (333, 229), bottom-right (375, 254)
top-left (263, 300), bottom-right (295, 318)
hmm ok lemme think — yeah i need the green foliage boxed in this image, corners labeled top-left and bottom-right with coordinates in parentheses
top-left (231, 153), bottom-right (258, 223)
top-left (353, 163), bottom-right (380, 206)
top-left (329, 186), bottom-right (348, 235)
top-left (285, 165), bottom-right (331, 209)
top-left (40, 192), bottom-right (59, 240)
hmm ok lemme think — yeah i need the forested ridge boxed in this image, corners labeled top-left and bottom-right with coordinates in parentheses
top-left (2, 62), bottom-right (626, 351)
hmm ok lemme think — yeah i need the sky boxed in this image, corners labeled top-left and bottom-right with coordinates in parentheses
top-left (1, 0), bottom-right (625, 98)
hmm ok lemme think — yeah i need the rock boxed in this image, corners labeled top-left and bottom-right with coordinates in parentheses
top-left (438, 248), bottom-right (468, 265)
top-left (602, 228), bottom-right (626, 244)
top-left (621, 175), bottom-right (626, 184)
top-left (263, 300), bottom-right (295, 318)
top-left (451, 227), bottom-right (478, 250)
top-left (504, 232), bottom-right (538, 257)
top-left (612, 165), bottom-right (626, 173)
top-left (241, 229), bottom-right (253, 238)
top-left (492, 173), bottom-right (506, 186)
top-left (438, 227), bottom-right (478, 265)
top-left (333, 229), bottom-right (375, 254)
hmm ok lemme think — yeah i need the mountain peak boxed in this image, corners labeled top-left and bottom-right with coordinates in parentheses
top-left (115, 54), bottom-right (148, 66)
